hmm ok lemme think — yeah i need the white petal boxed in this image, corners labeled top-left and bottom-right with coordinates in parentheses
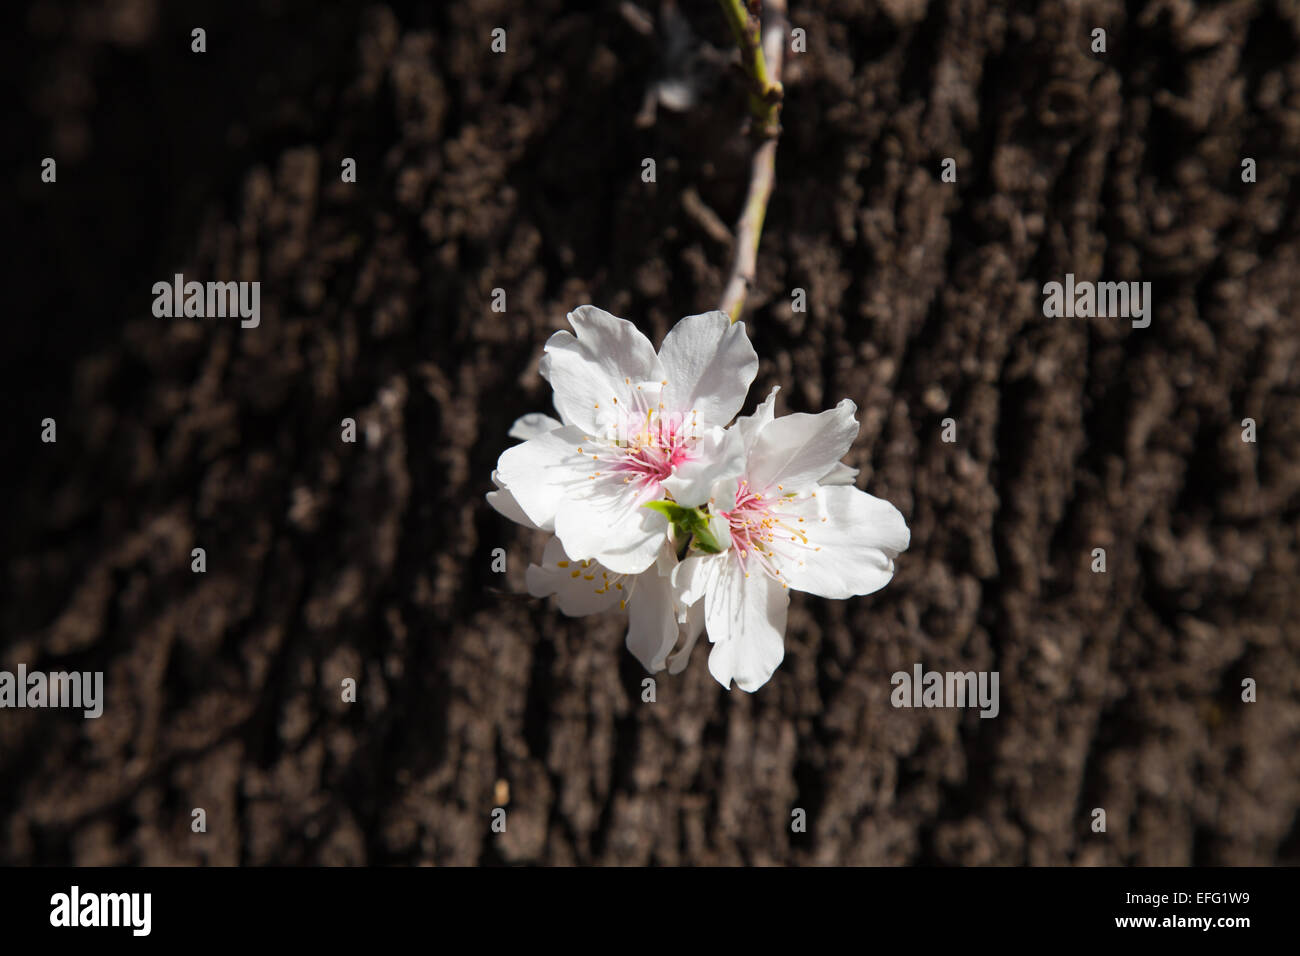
top-left (654, 540), bottom-right (681, 579)
top-left (746, 399), bottom-right (860, 494)
top-left (673, 552), bottom-right (723, 608)
top-left (657, 311), bottom-right (758, 426)
top-left (625, 563), bottom-right (679, 672)
top-left (540, 306), bottom-right (662, 435)
top-left (819, 461), bottom-right (859, 486)
top-left (495, 425), bottom-right (593, 530)
top-left (705, 475), bottom-right (741, 515)
top-left (704, 511), bottom-right (733, 553)
top-left (485, 472), bottom-right (541, 530)
top-left (668, 602), bottom-right (705, 675)
top-left (777, 485), bottom-right (910, 599)
top-left (736, 385), bottom-right (780, 454)
top-left (526, 538), bottom-right (623, 616)
top-left (508, 412), bottom-right (563, 441)
top-left (554, 483), bottom-right (667, 575)
top-left (704, 563), bottom-right (789, 692)
top-left (660, 425), bottom-right (746, 507)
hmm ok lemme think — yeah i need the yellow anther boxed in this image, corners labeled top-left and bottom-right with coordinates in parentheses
top-left (557, 561), bottom-right (569, 568)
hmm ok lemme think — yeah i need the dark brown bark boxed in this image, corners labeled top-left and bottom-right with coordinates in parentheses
top-left (3, 0), bottom-right (1299, 865)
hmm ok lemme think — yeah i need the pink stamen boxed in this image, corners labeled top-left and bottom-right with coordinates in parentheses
top-left (718, 480), bottom-right (816, 583)
top-left (582, 391), bottom-right (698, 495)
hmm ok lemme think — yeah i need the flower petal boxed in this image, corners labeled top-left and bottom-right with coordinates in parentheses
top-left (777, 485), bottom-right (910, 599)
top-left (526, 537), bottom-right (624, 616)
top-left (704, 475), bottom-right (741, 515)
top-left (672, 552), bottom-right (720, 608)
top-left (736, 385), bottom-right (780, 454)
top-left (660, 424), bottom-right (746, 507)
top-left (508, 412), bottom-right (563, 441)
top-left (495, 425), bottom-right (593, 531)
top-left (746, 399), bottom-right (860, 494)
top-left (819, 461), bottom-right (859, 486)
top-left (485, 469), bottom-right (542, 530)
top-left (539, 306), bottom-right (662, 435)
top-left (668, 602), bottom-right (705, 675)
top-left (625, 560), bottom-right (679, 672)
top-left (704, 562), bottom-right (789, 692)
top-left (704, 511), bottom-right (733, 553)
top-left (554, 482), bottom-right (668, 575)
top-left (657, 311), bottom-right (758, 426)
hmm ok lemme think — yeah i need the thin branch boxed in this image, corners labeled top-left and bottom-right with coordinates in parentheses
top-left (718, 137), bottom-right (777, 324)
top-left (681, 187), bottom-right (734, 246)
top-left (716, 0), bottom-right (787, 324)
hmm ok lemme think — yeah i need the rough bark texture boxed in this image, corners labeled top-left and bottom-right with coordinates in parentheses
top-left (4, 0), bottom-right (1299, 865)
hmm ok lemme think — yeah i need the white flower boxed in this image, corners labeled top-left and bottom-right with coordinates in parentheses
top-left (673, 390), bottom-right (911, 692)
top-left (494, 306), bottom-right (757, 574)
top-left (487, 306), bottom-right (909, 691)
top-left (525, 536), bottom-right (692, 674)
top-left (486, 413), bottom-right (565, 530)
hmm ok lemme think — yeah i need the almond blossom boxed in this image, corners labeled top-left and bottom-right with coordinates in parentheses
top-left (672, 390), bottom-right (911, 692)
top-left (489, 410), bottom-right (694, 674)
top-left (524, 536), bottom-right (690, 674)
top-left (487, 307), bottom-right (909, 691)
top-left (494, 306), bottom-right (757, 575)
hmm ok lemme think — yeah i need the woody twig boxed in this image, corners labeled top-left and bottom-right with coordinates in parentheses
top-left (715, 0), bottom-right (786, 324)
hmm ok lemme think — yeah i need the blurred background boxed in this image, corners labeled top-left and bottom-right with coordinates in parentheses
top-left (2, 0), bottom-right (1298, 864)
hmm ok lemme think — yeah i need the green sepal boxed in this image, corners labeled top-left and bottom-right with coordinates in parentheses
top-left (644, 501), bottom-right (725, 554)
top-left (643, 500), bottom-right (693, 524)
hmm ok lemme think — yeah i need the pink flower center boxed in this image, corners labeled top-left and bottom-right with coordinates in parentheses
top-left (612, 425), bottom-right (691, 482)
top-left (580, 403), bottom-right (699, 504)
top-left (718, 481), bottom-right (815, 584)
